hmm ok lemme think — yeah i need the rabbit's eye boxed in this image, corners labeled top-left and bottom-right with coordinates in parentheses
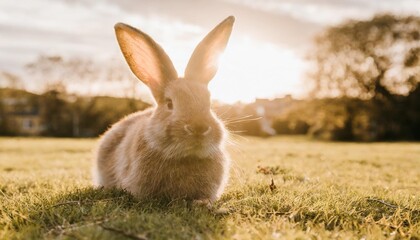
top-left (166, 99), bottom-right (173, 110)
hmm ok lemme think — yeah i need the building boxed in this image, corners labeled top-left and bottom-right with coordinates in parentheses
top-left (0, 89), bottom-right (44, 136)
top-left (249, 95), bottom-right (300, 135)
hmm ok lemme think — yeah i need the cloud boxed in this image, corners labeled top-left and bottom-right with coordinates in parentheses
top-left (0, 0), bottom-right (205, 95)
top-left (0, 0), bottom-right (204, 70)
top-left (224, 0), bottom-right (420, 25)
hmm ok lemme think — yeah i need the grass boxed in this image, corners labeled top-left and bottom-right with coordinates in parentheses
top-left (0, 136), bottom-right (419, 239)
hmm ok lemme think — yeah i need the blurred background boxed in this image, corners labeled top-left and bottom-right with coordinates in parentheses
top-left (0, 0), bottom-right (419, 141)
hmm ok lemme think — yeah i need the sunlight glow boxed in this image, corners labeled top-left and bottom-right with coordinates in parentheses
top-left (163, 34), bottom-right (306, 104)
top-left (209, 36), bottom-right (305, 103)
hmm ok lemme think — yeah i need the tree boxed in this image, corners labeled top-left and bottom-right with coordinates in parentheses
top-left (308, 14), bottom-right (420, 101)
top-left (39, 83), bottom-right (73, 137)
top-left (305, 14), bottom-right (420, 141)
top-left (0, 71), bottom-right (23, 89)
top-left (25, 55), bottom-right (144, 99)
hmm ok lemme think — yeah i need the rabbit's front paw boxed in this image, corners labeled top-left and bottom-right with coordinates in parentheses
top-left (192, 199), bottom-right (213, 209)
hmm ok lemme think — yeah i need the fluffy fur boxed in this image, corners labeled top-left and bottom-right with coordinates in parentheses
top-left (93, 16), bottom-right (235, 201)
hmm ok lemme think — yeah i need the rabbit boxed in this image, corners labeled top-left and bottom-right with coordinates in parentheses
top-left (93, 16), bottom-right (235, 202)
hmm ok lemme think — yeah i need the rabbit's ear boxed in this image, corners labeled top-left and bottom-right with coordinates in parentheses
top-left (115, 23), bottom-right (178, 103)
top-left (185, 16), bottom-right (234, 85)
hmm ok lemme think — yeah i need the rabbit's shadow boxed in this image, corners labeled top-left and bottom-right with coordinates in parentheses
top-left (33, 187), bottom-right (229, 239)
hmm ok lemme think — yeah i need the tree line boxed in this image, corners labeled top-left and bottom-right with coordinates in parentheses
top-left (0, 86), bottom-right (150, 137)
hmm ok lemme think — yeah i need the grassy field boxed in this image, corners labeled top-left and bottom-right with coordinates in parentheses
top-left (0, 137), bottom-right (419, 239)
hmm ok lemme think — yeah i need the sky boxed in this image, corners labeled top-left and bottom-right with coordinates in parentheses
top-left (0, 0), bottom-right (419, 103)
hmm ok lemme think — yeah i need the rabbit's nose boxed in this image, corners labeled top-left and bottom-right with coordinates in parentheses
top-left (184, 124), bottom-right (212, 136)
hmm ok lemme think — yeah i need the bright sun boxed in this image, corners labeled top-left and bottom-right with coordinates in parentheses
top-left (198, 36), bottom-right (304, 103)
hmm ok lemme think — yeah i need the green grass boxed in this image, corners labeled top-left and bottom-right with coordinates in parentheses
top-left (0, 137), bottom-right (419, 239)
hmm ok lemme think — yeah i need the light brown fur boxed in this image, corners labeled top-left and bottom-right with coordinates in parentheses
top-left (93, 16), bottom-right (235, 201)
